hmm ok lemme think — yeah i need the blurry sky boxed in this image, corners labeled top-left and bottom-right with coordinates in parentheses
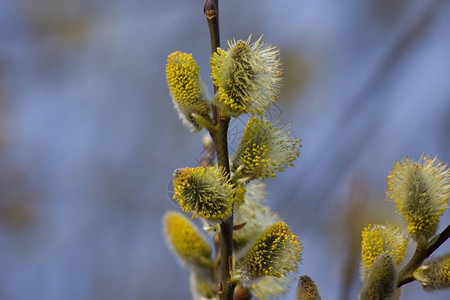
top-left (0, 0), bottom-right (449, 299)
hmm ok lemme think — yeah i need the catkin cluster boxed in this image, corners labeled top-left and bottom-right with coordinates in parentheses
top-left (163, 36), bottom-right (306, 299)
top-left (359, 155), bottom-right (450, 299)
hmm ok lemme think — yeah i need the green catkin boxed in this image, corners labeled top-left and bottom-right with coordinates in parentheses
top-left (413, 254), bottom-right (450, 291)
top-left (173, 166), bottom-right (235, 221)
top-left (233, 181), bottom-right (280, 255)
top-left (232, 118), bottom-right (301, 180)
top-left (211, 36), bottom-right (282, 115)
top-left (359, 253), bottom-right (397, 300)
top-left (237, 222), bottom-right (302, 282)
top-left (249, 274), bottom-right (295, 300)
top-left (189, 272), bottom-right (217, 300)
top-left (297, 275), bottom-right (321, 300)
top-left (386, 155), bottom-right (449, 242)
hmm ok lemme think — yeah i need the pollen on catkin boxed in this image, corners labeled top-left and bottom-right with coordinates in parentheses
top-left (163, 212), bottom-right (212, 266)
top-left (232, 118), bottom-right (301, 180)
top-left (233, 181), bottom-right (280, 256)
top-left (236, 222), bottom-right (302, 282)
top-left (386, 155), bottom-right (449, 241)
top-left (413, 254), bottom-right (450, 291)
top-left (210, 36), bottom-right (282, 115)
top-left (359, 253), bottom-right (397, 300)
top-left (361, 224), bottom-right (407, 278)
top-left (173, 166), bottom-right (234, 221)
top-left (297, 275), bottom-right (322, 300)
top-left (166, 51), bottom-right (210, 132)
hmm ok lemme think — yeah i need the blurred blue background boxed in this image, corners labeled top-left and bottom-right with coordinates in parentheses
top-left (0, 0), bottom-right (449, 299)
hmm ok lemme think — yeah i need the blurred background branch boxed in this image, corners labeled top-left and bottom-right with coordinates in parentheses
top-left (0, 0), bottom-right (449, 299)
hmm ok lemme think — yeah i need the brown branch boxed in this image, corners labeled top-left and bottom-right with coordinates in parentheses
top-left (204, 0), bottom-right (221, 123)
top-left (204, 1), bottom-right (235, 299)
top-left (397, 224), bottom-right (450, 288)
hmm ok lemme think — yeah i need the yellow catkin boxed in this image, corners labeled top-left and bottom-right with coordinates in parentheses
top-left (211, 36), bottom-right (282, 115)
top-left (166, 52), bottom-right (201, 102)
top-left (166, 52), bottom-right (210, 131)
top-left (232, 118), bottom-right (301, 180)
top-left (237, 222), bottom-right (302, 281)
top-left (173, 166), bottom-right (234, 221)
top-left (164, 212), bottom-right (212, 265)
top-left (361, 224), bottom-right (407, 277)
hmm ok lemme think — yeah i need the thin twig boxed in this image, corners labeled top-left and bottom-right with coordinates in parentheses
top-left (204, 1), bottom-right (235, 299)
top-left (204, 0), bottom-right (220, 123)
top-left (397, 224), bottom-right (450, 288)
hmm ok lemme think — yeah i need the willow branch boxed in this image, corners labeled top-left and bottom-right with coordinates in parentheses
top-left (204, 0), bottom-right (220, 122)
top-left (204, 1), bottom-right (235, 299)
top-left (397, 224), bottom-right (450, 288)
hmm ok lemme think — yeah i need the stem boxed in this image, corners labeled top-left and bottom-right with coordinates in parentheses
top-left (204, 0), bottom-right (221, 73)
top-left (397, 224), bottom-right (450, 288)
top-left (204, 1), bottom-right (235, 299)
top-left (204, 0), bottom-right (220, 122)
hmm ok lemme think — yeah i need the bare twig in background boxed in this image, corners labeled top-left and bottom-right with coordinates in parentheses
top-left (282, 0), bottom-right (446, 226)
top-left (338, 180), bottom-right (369, 300)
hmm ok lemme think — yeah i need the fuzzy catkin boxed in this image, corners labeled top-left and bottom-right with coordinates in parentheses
top-left (232, 118), bottom-right (301, 180)
top-left (297, 275), bottom-right (321, 300)
top-left (173, 166), bottom-right (234, 221)
top-left (359, 253), bottom-right (397, 300)
top-left (211, 36), bottom-right (282, 115)
top-left (360, 224), bottom-right (406, 278)
top-left (237, 222), bottom-right (302, 282)
top-left (387, 155), bottom-right (449, 241)
top-left (166, 51), bottom-right (210, 132)
top-left (414, 254), bottom-right (450, 291)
